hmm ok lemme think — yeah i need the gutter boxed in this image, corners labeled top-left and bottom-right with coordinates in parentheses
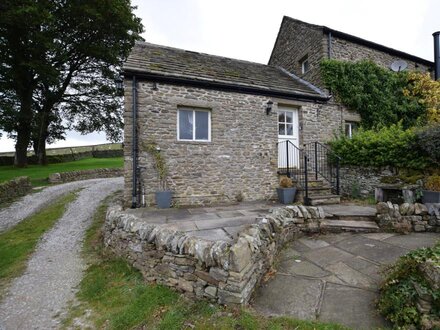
top-left (131, 75), bottom-right (138, 208)
top-left (123, 70), bottom-right (330, 102)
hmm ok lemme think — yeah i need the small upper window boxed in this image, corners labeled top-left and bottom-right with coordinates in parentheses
top-left (178, 108), bottom-right (211, 141)
top-left (344, 121), bottom-right (358, 138)
top-left (300, 55), bottom-right (310, 74)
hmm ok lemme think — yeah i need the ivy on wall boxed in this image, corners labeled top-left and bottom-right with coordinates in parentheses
top-left (320, 59), bottom-right (426, 129)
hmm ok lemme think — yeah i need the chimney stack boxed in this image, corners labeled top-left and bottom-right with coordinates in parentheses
top-left (434, 31), bottom-right (440, 80)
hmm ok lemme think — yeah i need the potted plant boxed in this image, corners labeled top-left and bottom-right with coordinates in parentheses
top-left (144, 141), bottom-right (172, 208)
top-left (276, 177), bottom-right (297, 204)
top-left (422, 175), bottom-right (440, 204)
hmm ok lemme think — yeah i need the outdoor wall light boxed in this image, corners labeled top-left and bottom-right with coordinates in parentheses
top-left (115, 75), bottom-right (124, 91)
top-left (266, 100), bottom-right (273, 115)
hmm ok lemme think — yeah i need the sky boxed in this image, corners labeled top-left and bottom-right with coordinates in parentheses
top-left (1, 0), bottom-right (439, 152)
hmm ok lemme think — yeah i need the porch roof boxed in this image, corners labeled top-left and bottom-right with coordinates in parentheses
top-left (124, 42), bottom-right (329, 101)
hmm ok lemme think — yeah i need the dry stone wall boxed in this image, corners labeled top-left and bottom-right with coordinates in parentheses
top-left (48, 168), bottom-right (123, 184)
top-left (376, 202), bottom-right (440, 233)
top-left (0, 176), bottom-right (32, 204)
top-left (104, 204), bottom-right (325, 305)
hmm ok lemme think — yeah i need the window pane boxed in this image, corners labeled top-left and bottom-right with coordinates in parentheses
top-left (279, 123), bottom-right (285, 135)
top-left (286, 124), bottom-right (293, 136)
top-left (285, 111), bottom-right (293, 123)
top-left (278, 112), bottom-right (285, 123)
top-left (179, 110), bottom-right (193, 140)
top-left (195, 111), bottom-right (209, 140)
top-left (345, 123), bottom-right (351, 137)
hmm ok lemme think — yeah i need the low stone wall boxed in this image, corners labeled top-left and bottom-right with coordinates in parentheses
top-left (48, 168), bottom-right (123, 184)
top-left (0, 176), bottom-right (32, 204)
top-left (340, 166), bottom-right (400, 197)
top-left (104, 205), bottom-right (324, 305)
top-left (376, 202), bottom-right (440, 233)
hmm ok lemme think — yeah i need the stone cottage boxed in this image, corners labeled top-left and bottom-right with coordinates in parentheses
top-left (122, 16), bottom-right (438, 208)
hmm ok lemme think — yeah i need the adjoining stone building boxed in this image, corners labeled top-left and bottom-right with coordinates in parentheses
top-left (122, 17), bottom-right (437, 208)
top-left (269, 16), bottom-right (434, 88)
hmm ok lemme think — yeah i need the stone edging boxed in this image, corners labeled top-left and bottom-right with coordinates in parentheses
top-left (104, 204), bottom-right (325, 305)
top-left (48, 168), bottom-right (123, 183)
top-left (0, 176), bottom-right (32, 205)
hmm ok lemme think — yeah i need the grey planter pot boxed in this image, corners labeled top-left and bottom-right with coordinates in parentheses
top-left (276, 187), bottom-right (297, 204)
top-left (421, 190), bottom-right (440, 204)
top-left (155, 191), bottom-right (172, 208)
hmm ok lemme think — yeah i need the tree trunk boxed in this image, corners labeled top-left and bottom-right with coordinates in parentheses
top-left (37, 134), bottom-right (48, 165)
top-left (14, 91), bottom-right (33, 168)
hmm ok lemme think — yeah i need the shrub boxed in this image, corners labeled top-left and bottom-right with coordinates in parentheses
top-left (377, 243), bottom-right (440, 328)
top-left (416, 124), bottom-right (440, 165)
top-left (329, 123), bottom-right (430, 169)
top-left (279, 177), bottom-right (294, 188)
top-left (425, 175), bottom-right (440, 192)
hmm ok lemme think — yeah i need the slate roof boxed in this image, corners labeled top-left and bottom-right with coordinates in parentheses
top-left (124, 42), bottom-right (328, 100)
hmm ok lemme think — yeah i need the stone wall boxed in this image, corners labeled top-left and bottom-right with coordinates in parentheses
top-left (123, 80), bottom-right (356, 207)
top-left (269, 17), bottom-right (433, 90)
top-left (0, 176), bottom-right (32, 204)
top-left (339, 166), bottom-right (401, 197)
top-left (376, 202), bottom-right (440, 233)
top-left (48, 168), bottom-right (123, 184)
top-left (104, 204), bottom-right (325, 305)
top-left (269, 17), bottom-right (326, 87)
top-left (330, 36), bottom-right (432, 74)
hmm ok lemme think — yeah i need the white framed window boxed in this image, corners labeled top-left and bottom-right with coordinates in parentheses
top-left (177, 107), bottom-right (211, 141)
top-left (344, 121), bottom-right (358, 138)
top-left (300, 55), bottom-right (309, 74)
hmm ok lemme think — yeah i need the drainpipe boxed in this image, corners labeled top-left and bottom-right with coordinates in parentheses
top-left (327, 32), bottom-right (332, 59)
top-left (434, 31), bottom-right (440, 80)
top-left (131, 75), bottom-right (138, 208)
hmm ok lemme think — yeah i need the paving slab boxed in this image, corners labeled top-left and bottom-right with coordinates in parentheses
top-left (253, 275), bottom-right (323, 320)
top-left (298, 238), bottom-right (330, 249)
top-left (162, 221), bottom-right (198, 232)
top-left (343, 256), bottom-right (383, 281)
top-left (187, 228), bottom-right (232, 242)
top-left (336, 235), bottom-right (409, 264)
top-left (362, 232), bottom-right (397, 241)
top-left (278, 246), bottom-right (303, 261)
top-left (223, 225), bottom-right (247, 239)
top-left (324, 262), bottom-right (377, 290)
top-left (303, 246), bottom-right (355, 267)
top-left (319, 283), bottom-right (389, 330)
top-left (215, 210), bottom-right (246, 218)
top-left (278, 259), bottom-right (331, 278)
top-left (383, 232), bottom-right (440, 250)
top-left (194, 216), bottom-right (257, 230)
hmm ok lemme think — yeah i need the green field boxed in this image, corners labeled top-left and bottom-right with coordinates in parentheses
top-left (0, 157), bottom-right (123, 186)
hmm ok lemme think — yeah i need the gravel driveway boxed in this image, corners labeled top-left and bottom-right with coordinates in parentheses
top-left (0, 178), bottom-right (118, 233)
top-left (0, 177), bottom-right (123, 329)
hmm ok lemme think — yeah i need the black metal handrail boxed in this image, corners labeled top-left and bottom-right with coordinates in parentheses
top-left (304, 141), bottom-right (341, 195)
top-left (277, 140), bottom-right (310, 204)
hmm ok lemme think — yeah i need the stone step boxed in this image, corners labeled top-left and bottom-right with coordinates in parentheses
top-left (308, 194), bottom-right (341, 205)
top-left (327, 214), bottom-right (377, 222)
top-left (298, 186), bottom-right (333, 197)
top-left (320, 219), bottom-right (380, 233)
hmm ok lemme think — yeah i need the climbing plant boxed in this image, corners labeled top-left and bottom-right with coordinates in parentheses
top-left (142, 141), bottom-right (168, 190)
top-left (320, 60), bottom-right (426, 129)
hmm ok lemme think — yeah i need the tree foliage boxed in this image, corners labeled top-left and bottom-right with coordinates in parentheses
top-left (0, 0), bottom-right (143, 166)
top-left (320, 60), bottom-right (426, 129)
top-left (415, 124), bottom-right (440, 165)
top-left (403, 72), bottom-right (440, 123)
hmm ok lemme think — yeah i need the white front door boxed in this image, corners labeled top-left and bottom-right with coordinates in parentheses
top-left (278, 106), bottom-right (300, 169)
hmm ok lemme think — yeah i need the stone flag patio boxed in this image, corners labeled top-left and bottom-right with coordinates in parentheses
top-left (252, 232), bottom-right (440, 329)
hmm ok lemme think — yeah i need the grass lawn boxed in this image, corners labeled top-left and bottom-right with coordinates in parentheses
top-left (0, 192), bottom-right (78, 297)
top-left (62, 197), bottom-right (351, 330)
top-left (0, 157), bottom-right (123, 186)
